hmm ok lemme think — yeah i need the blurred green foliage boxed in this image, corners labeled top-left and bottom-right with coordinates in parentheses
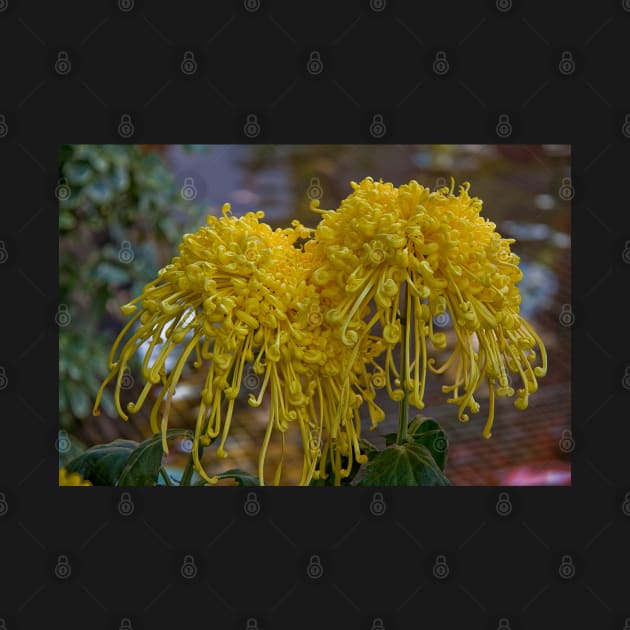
top-left (58, 144), bottom-right (205, 430)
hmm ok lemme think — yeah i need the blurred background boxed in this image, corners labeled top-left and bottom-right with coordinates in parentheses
top-left (58, 144), bottom-right (571, 485)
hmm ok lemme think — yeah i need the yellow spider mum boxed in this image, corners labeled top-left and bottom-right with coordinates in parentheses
top-left (94, 204), bottom-right (358, 485)
top-left (92, 177), bottom-right (547, 486)
top-left (307, 177), bottom-right (547, 439)
top-left (59, 467), bottom-right (92, 486)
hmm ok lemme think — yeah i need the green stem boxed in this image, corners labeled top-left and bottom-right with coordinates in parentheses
top-left (397, 282), bottom-right (409, 445)
top-left (180, 449), bottom-right (197, 486)
top-left (159, 467), bottom-right (174, 486)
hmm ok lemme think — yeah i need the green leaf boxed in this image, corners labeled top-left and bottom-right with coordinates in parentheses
top-left (212, 469), bottom-right (260, 486)
top-left (407, 417), bottom-right (449, 472)
top-left (381, 417), bottom-right (449, 471)
top-left (358, 438), bottom-right (380, 461)
top-left (384, 432), bottom-right (397, 447)
top-left (117, 436), bottom-right (165, 487)
top-left (118, 430), bottom-right (192, 487)
top-left (65, 439), bottom-right (138, 486)
top-left (64, 430), bottom-right (190, 486)
top-left (357, 442), bottom-right (451, 486)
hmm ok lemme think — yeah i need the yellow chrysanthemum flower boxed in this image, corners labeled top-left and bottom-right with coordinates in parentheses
top-left (93, 178), bottom-right (547, 486)
top-left (94, 204), bottom-right (358, 485)
top-left (307, 177), bottom-right (547, 439)
top-left (59, 467), bottom-right (92, 486)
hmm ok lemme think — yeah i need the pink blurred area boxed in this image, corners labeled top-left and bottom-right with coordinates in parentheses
top-left (499, 466), bottom-right (571, 486)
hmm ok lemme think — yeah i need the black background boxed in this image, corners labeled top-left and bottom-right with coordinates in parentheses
top-left (1, 1), bottom-right (630, 628)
